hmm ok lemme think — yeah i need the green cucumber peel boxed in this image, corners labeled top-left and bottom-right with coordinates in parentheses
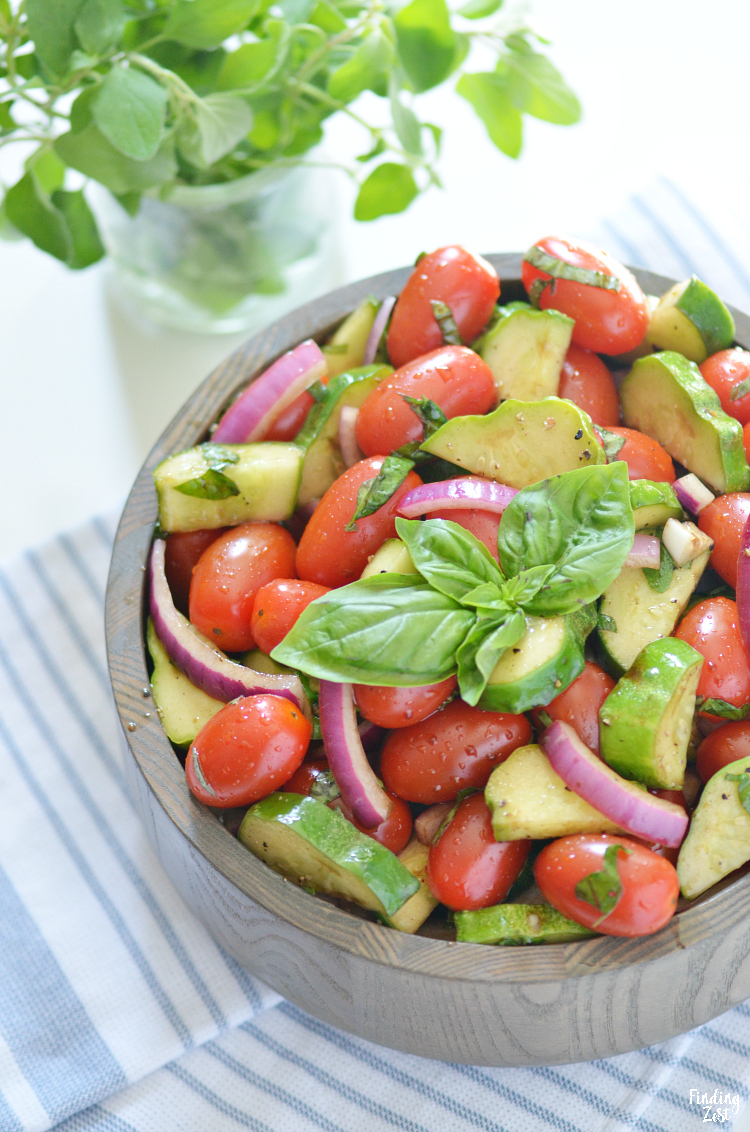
top-left (697, 698), bottom-right (750, 721)
top-left (643, 540), bottom-right (675, 593)
top-left (524, 245), bottom-right (621, 293)
top-left (174, 443), bottom-right (241, 499)
top-left (345, 455), bottom-right (414, 531)
top-left (430, 299), bottom-right (463, 345)
top-left (575, 843), bottom-right (631, 926)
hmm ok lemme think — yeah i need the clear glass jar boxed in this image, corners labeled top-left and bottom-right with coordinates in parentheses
top-left (93, 163), bottom-right (344, 334)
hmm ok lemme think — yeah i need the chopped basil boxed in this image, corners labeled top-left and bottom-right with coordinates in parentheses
top-left (175, 467), bottom-right (240, 500)
top-left (575, 843), bottom-right (630, 926)
top-left (643, 541), bottom-right (675, 593)
top-left (730, 377), bottom-right (750, 402)
top-left (536, 709), bottom-right (553, 729)
top-left (309, 769), bottom-right (342, 803)
top-left (430, 299), bottom-right (463, 345)
top-left (725, 771), bottom-right (750, 816)
top-left (696, 697), bottom-right (750, 721)
top-left (597, 612), bottom-right (617, 633)
top-left (597, 427), bottom-right (627, 462)
top-left (395, 394), bottom-right (448, 461)
top-left (345, 454), bottom-right (414, 531)
top-left (524, 245), bottom-right (621, 292)
top-left (322, 343), bottom-right (349, 356)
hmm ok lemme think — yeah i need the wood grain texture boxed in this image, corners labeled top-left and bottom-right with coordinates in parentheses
top-left (105, 256), bottom-right (750, 1066)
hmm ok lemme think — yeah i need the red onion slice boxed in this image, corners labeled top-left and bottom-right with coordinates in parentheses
top-left (339, 405), bottom-right (364, 468)
top-left (662, 518), bottom-right (713, 568)
top-left (624, 532), bottom-right (661, 569)
top-left (212, 340), bottom-right (327, 443)
top-left (363, 296), bottom-right (395, 365)
top-left (357, 718), bottom-right (385, 751)
top-left (319, 680), bottom-right (392, 828)
top-left (672, 473), bottom-right (715, 515)
top-left (149, 540), bottom-right (310, 717)
top-left (737, 514), bottom-right (750, 661)
top-left (541, 721), bottom-right (688, 848)
top-left (414, 802), bottom-right (452, 846)
top-left (398, 477), bottom-right (519, 518)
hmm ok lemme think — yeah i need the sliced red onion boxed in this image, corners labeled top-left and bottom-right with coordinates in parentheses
top-left (339, 405), bottom-right (364, 468)
top-left (414, 802), bottom-right (452, 846)
top-left (673, 473), bottom-right (715, 515)
top-left (363, 296), bottom-right (395, 365)
top-left (625, 532), bottom-right (661, 569)
top-left (319, 680), bottom-right (392, 828)
top-left (737, 514), bottom-right (750, 661)
top-left (357, 718), bottom-right (384, 751)
top-left (398, 477), bottom-right (519, 519)
top-left (541, 721), bottom-right (688, 848)
top-left (212, 340), bottom-right (327, 443)
top-left (149, 540), bottom-right (310, 717)
top-left (662, 518), bottom-right (714, 568)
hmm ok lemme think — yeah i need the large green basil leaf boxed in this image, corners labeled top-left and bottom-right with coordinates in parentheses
top-left (498, 463), bottom-right (634, 617)
top-left (26, 0), bottom-right (84, 78)
top-left (456, 609), bottom-right (525, 705)
top-left (394, 0), bottom-right (456, 93)
top-left (93, 65), bottom-right (168, 161)
top-left (271, 575), bottom-right (474, 684)
top-left (354, 163), bottom-right (418, 221)
top-left (396, 516), bottom-right (504, 600)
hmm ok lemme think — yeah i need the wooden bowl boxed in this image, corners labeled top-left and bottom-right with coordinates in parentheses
top-left (106, 255), bottom-right (750, 1067)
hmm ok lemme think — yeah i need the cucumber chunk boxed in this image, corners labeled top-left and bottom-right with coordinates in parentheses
top-left (360, 538), bottom-right (419, 579)
top-left (323, 296), bottom-right (380, 378)
top-left (381, 837), bottom-right (439, 933)
top-left (455, 903), bottom-right (596, 945)
top-left (478, 303), bottom-right (573, 403)
top-left (646, 277), bottom-right (735, 363)
top-left (620, 352), bottom-right (750, 494)
top-left (147, 618), bottom-right (224, 747)
top-left (677, 756), bottom-right (750, 900)
top-left (238, 792), bottom-right (420, 917)
top-left (154, 442), bottom-right (304, 532)
top-left (421, 397), bottom-right (605, 489)
top-left (485, 744), bottom-right (623, 841)
top-left (599, 637), bottom-right (703, 789)
top-left (629, 479), bottom-right (684, 530)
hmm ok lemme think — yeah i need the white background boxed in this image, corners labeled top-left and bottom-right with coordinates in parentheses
top-left (3, 0), bottom-right (750, 561)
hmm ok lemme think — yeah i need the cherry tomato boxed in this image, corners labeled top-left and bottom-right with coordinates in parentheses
top-left (264, 371), bottom-right (330, 441)
top-left (164, 528), bottom-right (228, 614)
top-left (533, 661), bottom-right (615, 755)
top-left (674, 597), bottom-right (750, 713)
top-left (557, 343), bottom-right (620, 427)
top-left (426, 792), bottom-right (529, 910)
top-left (699, 348), bottom-right (750, 425)
top-left (186, 695), bottom-right (311, 808)
top-left (744, 421), bottom-right (750, 467)
top-left (296, 457), bottom-right (423, 588)
top-left (251, 578), bottom-right (331, 654)
top-left (696, 721), bottom-right (750, 783)
top-left (353, 675), bottom-right (456, 729)
top-left (189, 522), bottom-right (297, 652)
top-left (330, 790), bottom-right (413, 855)
top-left (430, 507), bottom-right (501, 562)
top-left (534, 834), bottom-right (679, 936)
top-left (355, 346), bottom-right (496, 459)
top-left (697, 493), bottom-right (750, 589)
top-left (380, 699), bottom-right (531, 803)
top-left (521, 236), bottom-right (649, 355)
top-left (603, 426), bottom-right (675, 482)
top-left (283, 758), bottom-right (330, 794)
top-left (387, 246), bottom-right (500, 368)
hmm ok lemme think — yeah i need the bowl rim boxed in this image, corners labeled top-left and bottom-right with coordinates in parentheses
top-left (105, 252), bottom-right (750, 987)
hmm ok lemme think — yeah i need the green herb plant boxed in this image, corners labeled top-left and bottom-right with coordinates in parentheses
top-left (0, 0), bottom-right (580, 269)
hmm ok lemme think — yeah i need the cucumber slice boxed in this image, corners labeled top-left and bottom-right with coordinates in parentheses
top-left (421, 398), bottom-right (605, 489)
top-left (238, 792), bottom-right (419, 917)
top-left (646, 277), bottom-right (735, 363)
top-left (599, 637), bottom-right (703, 789)
top-left (629, 479), bottom-right (684, 529)
top-left (381, 837), bottom-right (439, 933)
top-left (147, 618), bottom-right (224, 747)
top-left (485, 743), bottom-right (623, 841)
top-left (597, 550), bottom-right (710, 676)
top-left (154, 442), bottom-right (304, 532)
top-left (323, 296), bottom-right (380, 378)
top-left (455, 903), bottom-right (596, 945)
top-left (360, 537), bottom-right (419, 579)
top-left (620, 352), bottom-right (750, 494)
top-left (479, 304), bottom-right (573, 403)
top-left (677, 755), bottom-right (750, 900)
top-left (295, 365), bottom-right (390, 506)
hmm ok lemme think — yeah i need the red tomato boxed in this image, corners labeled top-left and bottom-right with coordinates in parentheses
top-left (674, 597), bottom-right (750, 713)
top-left (355, 346), bottom-right (496, 458)
top-left (521, 236), bottom-right (649, 355)
top-left (744, 421), bottom-right (750, 467)
top-left (251, 578), bottom-right (331, 654)
top-left (264, 374), bottom-right (329, 441)
top-left (603, 426), bottom-right (675, 482)
top-left (697, 493), bottom-right (750, 589)
top-left (353, 675), bottom-right (456, 729)
top-left (186, 695), bottom-right (311, 808)
top-left (330, 791), bottom-right (413, 855)
top-left (189, 522), bottom-right (297, 653)
top-left (283, 758), bottom-right (330, 794)
top-left (696, 722), bottom-right (750, 783)
top-left (164, 528), bottom-right (228, 614)
top-left (533, 661), bottom-right (615, 755)
top-left (534, 834), bottom-right (679, 936)
top-left (380, 699), bottom-right (531, 803)
top-left (296, 457), bottom-right (423, 588)
top-left (426, 792), bottom-right (529, 910)
top-left (430, 507), bottom-right (501, 562)
top-left (387, 246), bottom-right (500, 368)
top-left (699, 348), bottom-right (750, 425)
top-left (557, 343), bottom-right (620, 427)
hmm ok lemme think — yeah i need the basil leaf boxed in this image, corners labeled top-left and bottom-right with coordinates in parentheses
top-left (4, 171), bottom-right (72, 263)
top-left (26, 0), bottom-right (83, 78)
top-left (396, 516), bottom-right (504, 600)
top-left (500, 44), bottom-right (581, 126)
top-left (271, 575), bottom-right (474, 684)
top-left (393, 0), bottom-right (456, 94)
top-left (75, 0), bottom-right (125, 56)
top-left (597, 612), bottom-right (617, 633)
top-left (725, 772), bottom-right (750, 815)
top-left (730, 377), bottom-right (750, 403)
top-left (354, 163), bottom-right (418, 222)
top-left (50, 188), bottom-right (105, 269)
top-left (328, 29), bottom-right (393, 104)
top-left (524, 245), bottom-right (621, 292)
top-left (345, 454), bottom-right (414, 531)
top-left (575, 843), bottom-right (630, 926)
top-left (597, 427), bottom-right (626, 462)
top-left (459, 583), bottom-right (508, 611)
top-left (55, 126), bottom-right (177, 195)
top-left (456, 608), bottom-right (525, 705)
top-left (309, 768), bottom-right (341, 802)
top-left (179, 93), bottom-right (253, 167)
top-left (430, 300), bottom-right (462, 345)
top-left (175, 468), bottom-right (240, 499)
top-left (395, 395), bottom-right (448, 460)
top-left (500, 564), bottom-right (555, 606)
top-left (536, 709), bottom-right (553, 729)
top-left (697, 698), bottom-right (750, 721)
top-left (456, 72), bottom-right (522, 159)
top-left (497, 463), bottom-right (634, 617)
top-left (643, 541), bottom-right (674, 593)
top-left (200, 443), bottom-right (241, 472)
top-left (164, 0), bottom-right (260, 49)
top-left (92, 66), bottom-right (168, 161)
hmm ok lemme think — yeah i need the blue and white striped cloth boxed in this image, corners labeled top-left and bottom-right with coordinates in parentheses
top-left (4, 181), bottom-right (750, 1132)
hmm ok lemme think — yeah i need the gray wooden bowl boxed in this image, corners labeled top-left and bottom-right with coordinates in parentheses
top-left (105, 254), bottom-right (750, 1067)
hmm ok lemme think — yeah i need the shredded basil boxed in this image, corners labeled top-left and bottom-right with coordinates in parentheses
top-left (395, 395), bottom-right (448, 461)
top-left (575, 843), bottom-right (631, 926)
top-left (174, 444), bottom-right (241, 500)
top-left (309, 769), bottom-right (342, 803)
top-left (345, 454), bottom-right (414, 531)
top-left (597, 612), bottom-right (617, 633)
top-left (697, 698), bottom-right (750, 721)
top-left (430, 299), bottom-right (463, 345)
top-left (725, 771), bottom-right (750, 816)
top-left (524, 245), bottom-right (621, 292)
top-left (597, 427), bottom-right (627, 462)
top-left (643, 541), bottom-right (675, 593)
top-left (730, 377), bottom-right (750, 402)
